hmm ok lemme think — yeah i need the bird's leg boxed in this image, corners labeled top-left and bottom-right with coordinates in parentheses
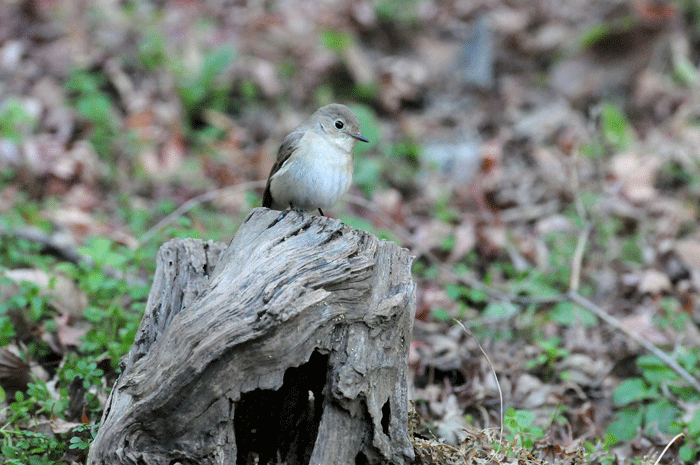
top-left (318, 208), bottom-right (325, 216)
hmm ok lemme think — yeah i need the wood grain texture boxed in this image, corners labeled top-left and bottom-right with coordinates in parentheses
top-left (88, 208), bottom-right (416, 465)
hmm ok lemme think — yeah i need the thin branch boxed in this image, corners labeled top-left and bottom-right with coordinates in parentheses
top-left (569, 223), bottom-right (591, 293)
top-left (454, 320), bottom-right (503, 457)
top-left (569, 146), bottom-right (588, 222)
top-left (568, 292), bottom-right (700, 393)
top-left (652, 433), bottom-right (684, 465)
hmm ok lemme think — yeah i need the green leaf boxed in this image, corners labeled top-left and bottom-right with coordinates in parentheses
top-left (321, 30), bottom-right (351, 52)
top-left (607, 408), bottom-right (643, 441)
top-left (483, 302), bottom-right (518, 320)
top-left (637, 354), bottom-right (678, 384)
top-left (603, 432), bottom-right (617, 447)
top-left (201, 47), bottom-right (236, 85)
top-left (601, 102), bottom-right (634, 150)
top-left (673, 53), bottom-right (698, 85)
top-left (28, 296), bottom-right (45, 322)
top-left (580, 23), bottom-right (612, 48)
top-left (431, 308), bottom-right (450, 322)
top-left (644, 400), bottom-right (682, 435)
top-left (550, 301), bottom-right (597, 327)
top-left (83, 306), bottom-right (106, 324)
top-left (445, 284), bottom-right (465, 301)
top-left (504, 407), bottom-right (535, 430)
top-left (679, 445), bottom-right (697, 463)
top-left (613, 378), bottom-right (656, 405)
top-left (0, 317), bottom-right (16, 344)
top-left (79, 237), bottom-right (113, 264)
top-left (688, 405), bottom-right (700, 436)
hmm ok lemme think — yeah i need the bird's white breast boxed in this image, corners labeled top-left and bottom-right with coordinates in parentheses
top-left (269, 131), bottom-right (353, 210)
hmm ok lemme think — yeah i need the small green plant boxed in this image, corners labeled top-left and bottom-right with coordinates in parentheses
top-left (581, 102), bottom-right (635, 159)
top-left (607, 352), bottom-right (698, 446)
top-left (321, 30), bottom-right (351, 53)
top-left (0, 428), bottom-right (66, 464)
top-left (579, 16), bottom-right (636, 49)
top-left (525, 337), bottom-right (570, 376)
top-left (378, 139), bottom-right (421, 193)
top-left (672, 49), bottom-right (698, 86)
top-left (430, 308), bottom-right (451, 321)
top-left (375, 0), bottom-right (421, 26)
top-left (69, 425), bottom-right (96, 451)
top-left (681, 408), bottom-right (700, 462)
top-left (541, 230), bottom-right (577, 289)
top-left (482, 301), bottom-right (518, 321)
top-left (0, 98), bottom-right (37, 143)
top-left (137, 28), bottom-right (168, 70)
top-left (26, 380), bottom-right (70, 419)
top-left (600, 102), bottom-right (635, 151)
top-left (0, 276), bottom-right (55, 358)
top-left (66, 68), bottom-right (121, 160)
top-left (176, 46), bottom-right (237, 127)
top-left (434, 194), bottom-right (460, 223)
top-left (59, 355), bottom-right (104, 391)
top-left (656, 297), bottom-right (691, 332)
top-left (446, 281), bottom-right (488, 307)
top-left (58, 238), bottom-right (148, 364)
top-left (503, 408), bottom-right (544, 449)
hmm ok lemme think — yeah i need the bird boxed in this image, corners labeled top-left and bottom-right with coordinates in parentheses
top-left (262, 104), bottom-right (368, 216)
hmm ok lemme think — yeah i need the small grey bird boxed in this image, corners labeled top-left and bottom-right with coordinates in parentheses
top-left (262, 104), bottom-right (368, 215)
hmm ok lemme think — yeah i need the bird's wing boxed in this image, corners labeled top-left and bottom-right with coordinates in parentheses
top-left (262, 130), bottom-right (305, 208)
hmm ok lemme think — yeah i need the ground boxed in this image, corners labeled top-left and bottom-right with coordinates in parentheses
top-left (0, 0), bottom-right (699, 464)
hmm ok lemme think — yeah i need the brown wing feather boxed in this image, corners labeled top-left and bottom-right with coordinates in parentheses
top-left (262, 131), bottom-right (305, 208)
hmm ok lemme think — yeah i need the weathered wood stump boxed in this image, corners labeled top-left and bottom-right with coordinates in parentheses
top-left (87, 208), bottom-right (416, 465)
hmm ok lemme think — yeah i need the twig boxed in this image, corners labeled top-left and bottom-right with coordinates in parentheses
top-left (569, 146), bottom-right (587, 223)
top-left (569, 223), bottom-right (591, 293)
top-left (568, 292), bottom-right (700, 393)
top-left (454, 320), bottom-right (503, 457)
top-left (138, 180), bottom-right (266, 247)
top-left (652, 432), bottom-right (684, 465)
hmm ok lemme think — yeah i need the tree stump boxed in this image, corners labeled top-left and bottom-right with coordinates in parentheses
top-left (87, 208), bottom-right (416, 465)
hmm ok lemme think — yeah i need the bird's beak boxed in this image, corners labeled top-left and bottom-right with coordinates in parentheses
top-left (352, 133), bottom-right (369, 143)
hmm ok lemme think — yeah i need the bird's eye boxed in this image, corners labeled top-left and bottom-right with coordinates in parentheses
top-left (334, 120), bottom-right (344, 129)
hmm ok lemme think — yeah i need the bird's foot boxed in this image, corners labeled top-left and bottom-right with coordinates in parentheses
top-left (287, 204), bottom-right (306, 216)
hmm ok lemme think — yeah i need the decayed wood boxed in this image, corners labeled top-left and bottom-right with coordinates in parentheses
top-left (87, 207), bottom-right (416, 465)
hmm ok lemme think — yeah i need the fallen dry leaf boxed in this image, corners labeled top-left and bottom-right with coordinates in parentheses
top-left (674, 238), bottom-right (700, 271)
top-left (609, 152), bottom-right (661, 203)
top-left (619, 310), bottom-right (670, 346)
top-left (48, 416), bottom-right (84, 434)
top-left (3, 269), bottom-right (87, 317)
top-left (447, 220), bottom-right (477, 263)
top-left (637, 268), bottom-right (672, 295)
top-left (54, 313), bottom-right (91, 349)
